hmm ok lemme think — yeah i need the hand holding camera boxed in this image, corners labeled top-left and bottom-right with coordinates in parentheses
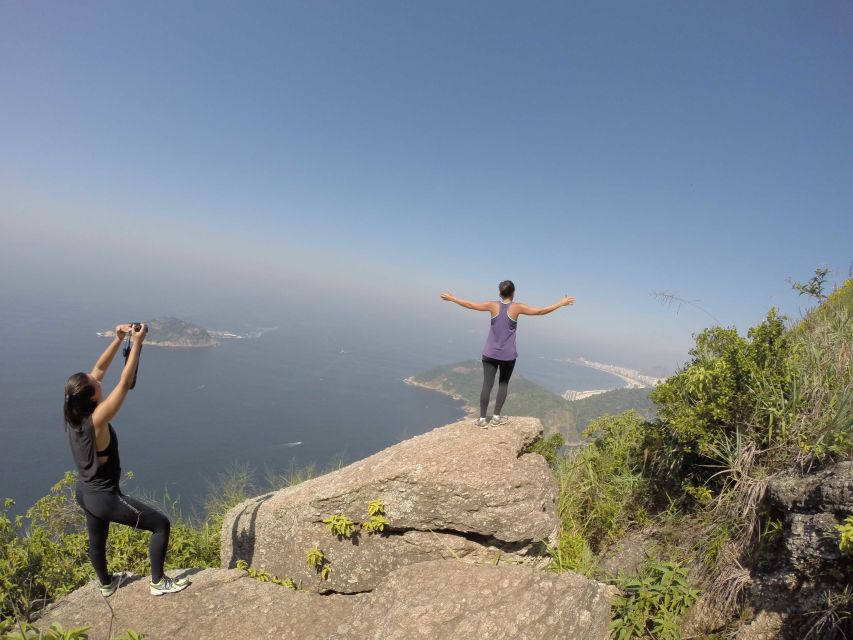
top-left (122, 322), bottom-right (146, 390)
top-left (131, 323), bottom-right (148, 344)
top-left (115, 323), bottom-right (133, 339)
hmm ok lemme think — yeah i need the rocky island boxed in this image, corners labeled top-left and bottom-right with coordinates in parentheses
top-left (99, 317), bottom-right (217, 348)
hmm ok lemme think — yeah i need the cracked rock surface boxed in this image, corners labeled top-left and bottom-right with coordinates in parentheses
top-left (37, 569), bottom-right (359, 640)
top-left (221, 417), bottom-right (559, 593)
top-left (38, 561), bottom-right (616, 640)
top-left (331, 559), bottom-right (616, 640)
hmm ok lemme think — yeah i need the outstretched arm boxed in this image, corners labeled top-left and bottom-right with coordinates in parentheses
top-left (513, 295), bottom-right (576, 317)
top-left (90, 324), bottom-right (132, 381)
top-left (440, 291), bottom-right (497, 313)
top-left (93, 324), bottom-right (147, 429)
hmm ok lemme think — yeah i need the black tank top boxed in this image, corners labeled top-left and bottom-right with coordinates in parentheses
top-left (68, 417), bottom-right (121, 492)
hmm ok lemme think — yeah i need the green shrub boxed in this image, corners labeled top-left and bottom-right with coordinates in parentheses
top-left (554, 411), bottom-right (650, 552)
top-left (651, 309), bottom-right (797, 461)
top-left (1, 468), bottom-right (251, 620)
top-left (547, 530), bottom-right (596, 576)
top-left (525, 433), bottom-right (564, 466)
top-left (611, 560), bottom-right (699, 640)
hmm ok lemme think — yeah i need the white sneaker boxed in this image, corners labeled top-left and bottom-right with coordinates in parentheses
top-left (149, 575), bottom-right (190, 596)
top-left (476, 417), bottom-right (489, 429)
top-left (490, 415), bottom-right (509, 426)
top-left (99, 572), bottom-right (131, 597)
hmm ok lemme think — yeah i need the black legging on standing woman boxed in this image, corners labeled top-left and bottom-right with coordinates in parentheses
top-left (480, 356), bottom-right (516, 418)
top-left (76, 489), bottom-right (170, 585)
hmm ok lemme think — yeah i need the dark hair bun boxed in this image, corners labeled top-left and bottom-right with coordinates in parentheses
top-left (499, 280), bottom-right (515, 299)
top-left (64, 372), bottom-right (97, 429)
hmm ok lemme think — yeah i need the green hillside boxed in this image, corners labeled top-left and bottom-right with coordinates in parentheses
top-left (411, 360), bottom-right (656, 442)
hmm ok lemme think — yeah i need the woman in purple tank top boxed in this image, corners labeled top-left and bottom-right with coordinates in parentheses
top-left (441, 280), bottom-right (575, 428)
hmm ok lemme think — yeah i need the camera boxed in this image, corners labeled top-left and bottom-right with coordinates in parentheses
top-left (123, 323), bottom-right (145, 390)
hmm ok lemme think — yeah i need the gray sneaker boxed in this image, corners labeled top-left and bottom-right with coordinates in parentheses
top-left (149, 575), bottom-right (190, 596)
top-left (99, 572), bottom-right (130, 597)
top-left (475, 417), bottom-right (489, 429)
top-left (490, 415), bottom-right (509, 426)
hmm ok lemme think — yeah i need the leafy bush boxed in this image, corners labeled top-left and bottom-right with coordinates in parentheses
top-left (524, 433), bottom-right (564, 466)
top-left (544, 277), bottom-right (851, 636)
top-left (611, 560), bottom-right (699, 640)
top-left (651, 309), bottom-right (797, 460)
top-left (1, 469), bottom-right (251, 620)
top-left (554, 411), bottom-right (650, 552)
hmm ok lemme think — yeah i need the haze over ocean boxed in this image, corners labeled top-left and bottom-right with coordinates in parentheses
top-left (0, 299), bottom-right (623, 513)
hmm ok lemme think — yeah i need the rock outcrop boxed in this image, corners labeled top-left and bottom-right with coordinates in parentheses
top-left (39, 417), bottom-right (618, 639)
top-left (765, 460), bottom-right (852, 580)
top-left (738, 461), bottom-right (853, 639)
top-left (331, 559), bottom-right (616, 640)
top-left (38, 561), bottom-right (616, 640)
top-left (37, 569), bottom-right (358, 640)
top-left (221, 417), bottom-right (559, 593)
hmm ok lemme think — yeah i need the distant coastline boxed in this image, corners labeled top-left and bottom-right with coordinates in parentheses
top-left (405, 360), bottom-right (656, 444)
top-left (403, 376), bottom-right (477, 418)
top-left (96, 332), bottom-right (216, 348)
top-left (560, 357), bottom-right (664, 393)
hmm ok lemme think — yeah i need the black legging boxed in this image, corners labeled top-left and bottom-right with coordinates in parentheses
top-left (480, 357), bottom-right (516, 418)
top-left (76, 488), bottom-right (170, 584)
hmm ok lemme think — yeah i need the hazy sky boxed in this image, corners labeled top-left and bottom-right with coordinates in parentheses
top-left (1, 1), bottom-right (851, 369)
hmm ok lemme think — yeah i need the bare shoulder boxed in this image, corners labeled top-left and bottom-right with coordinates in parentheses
top-left (511, 302), bottom-right (538, 317)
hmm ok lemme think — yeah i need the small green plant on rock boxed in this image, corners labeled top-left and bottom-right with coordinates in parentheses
top-left (305, 547), bottom-right (331, 580)
top-left (235, 559), bottom-right (296, 589)
top-left (323, 514), bottom-right (356, 538)
top-left (367, 500), bottom-right (385, 517)
top-left (361, 514), bottom-right (390, 534)
top-left (837, 516), bottom-right (853, 554)
top-left (362, 500), bottom-right (389, 534)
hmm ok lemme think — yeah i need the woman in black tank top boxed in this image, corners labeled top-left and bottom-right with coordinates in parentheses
top-left (64, 323), bottom-right (189, 597)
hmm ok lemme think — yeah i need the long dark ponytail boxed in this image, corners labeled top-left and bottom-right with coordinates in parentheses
top-left (64, 372), bottom-right (97, 430)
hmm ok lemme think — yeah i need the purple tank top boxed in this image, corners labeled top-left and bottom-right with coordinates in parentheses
top-left (483, 301), bottom-right (518, 360)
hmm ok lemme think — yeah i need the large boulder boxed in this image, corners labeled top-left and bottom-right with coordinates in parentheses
top-left (36, 569), bottom-right (358, 640)
top-left (37, 562), bottom-right (616, 640)
top-left (221, 417), bottom-right (559, 593)
top-left (331, 559), bottom-right (617, 640)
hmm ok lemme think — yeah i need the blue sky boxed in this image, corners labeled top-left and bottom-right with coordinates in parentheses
top-left (1, 1), bottom-right (851, 368)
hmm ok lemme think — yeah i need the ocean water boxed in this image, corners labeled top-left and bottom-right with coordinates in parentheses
top-left (0, 303), bottom-right (622, 515)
